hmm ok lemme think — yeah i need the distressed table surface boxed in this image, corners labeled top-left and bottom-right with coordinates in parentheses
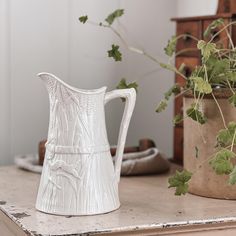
top-left (1, 165), bottom-right (236, 236)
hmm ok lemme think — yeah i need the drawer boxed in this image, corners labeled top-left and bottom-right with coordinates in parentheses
top-left (174, 96), bottom-right (183, 127)
top-left (174, 127), bottom-right (184, 164)
top-left (203, 19), bottom-right (230, 49)
top-left (176, 21), bottom-right (201, 57)
top-left (175, 57), bottom-right (200, 86)
top-left (232, 17), bottom-right (236, 44)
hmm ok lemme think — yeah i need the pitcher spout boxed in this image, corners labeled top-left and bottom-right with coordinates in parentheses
top-left (37, 72), bottom-right (57, 94)
top-left (37, 72), bottom-right (107, 95)
top-left (37, 72), bottom-right (54, 82)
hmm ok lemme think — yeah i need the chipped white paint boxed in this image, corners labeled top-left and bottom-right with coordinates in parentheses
top-left (36, 72), bottom-right (136, 216)
top-left (3, 165), bottom-right (236, 235)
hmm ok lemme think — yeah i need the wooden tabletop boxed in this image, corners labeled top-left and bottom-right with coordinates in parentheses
top-left (1, 165), bottom-right (236, 235)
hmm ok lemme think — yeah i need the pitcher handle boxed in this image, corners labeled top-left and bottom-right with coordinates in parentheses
top-left (105, 88), bottom-right (136, 182)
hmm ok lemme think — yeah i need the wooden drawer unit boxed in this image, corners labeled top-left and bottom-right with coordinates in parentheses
top-left (203, 18), bottom-right (230, 48)
top-left (172, 14), bottom-right (236, 164)
top-left (175, 57), bottom-right (199, 86)
top-left (174, 96), bottom-right (183, 127)
top-left (176, 21), bottom-right (201, 57)
top-left (173, 127), bottom-right (184, 164)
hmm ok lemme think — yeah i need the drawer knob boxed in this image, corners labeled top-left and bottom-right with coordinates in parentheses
top-left (183, 67), bottom-right (192, 77)
top-left (210, 30), bottom-right (220, 41)
top-left (183, 33), bottom-right (192, 42)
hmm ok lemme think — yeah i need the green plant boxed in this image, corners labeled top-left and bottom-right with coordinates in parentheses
top-left (79, 10), bottom-right (236, 195)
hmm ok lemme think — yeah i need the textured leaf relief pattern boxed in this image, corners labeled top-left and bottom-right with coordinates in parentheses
top-left (44, 83), bottom-right (95, 197)
top-left (37, 79), bottom-right (119, 213)
top-left (42, 159), bottom-right (84, 200)
top-left (50, 82), bottom-right (98, 147)
top-left (40, 152), bottom-right (117, 213)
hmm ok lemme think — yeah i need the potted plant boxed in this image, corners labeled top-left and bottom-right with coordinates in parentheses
top-left (158, 19), bottom-right (236, 199)
top-left (79, 11), bottom-right (236, 198)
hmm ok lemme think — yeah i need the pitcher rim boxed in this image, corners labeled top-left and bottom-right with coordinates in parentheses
top-left (37, 72), bottom-right (107, 94)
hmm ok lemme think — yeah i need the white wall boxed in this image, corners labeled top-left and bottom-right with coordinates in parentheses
top-left (0, 0), bottom-right (176, 165)
top-left (10, 0), bottom-right (70, 163)
top-left (0, 0), bottom-right (10, 165)
top-left (116, 0), bottom-right (176, 155)
top-left (69, 0), bottom-right (176, 157)
top-left (177, 0), bottom-right (218, 17)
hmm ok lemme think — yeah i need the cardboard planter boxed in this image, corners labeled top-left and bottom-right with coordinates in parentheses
top-left (184, 89), bottom-right (236, 199)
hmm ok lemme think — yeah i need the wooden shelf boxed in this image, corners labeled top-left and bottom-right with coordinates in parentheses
top-left (171, 13), bottom-right (236, 22)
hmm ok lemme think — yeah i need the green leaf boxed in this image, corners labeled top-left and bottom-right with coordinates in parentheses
top-left (228, 122), bottom-right (236, 134)
top-left (190, 66), bottom-right (205, 81)
top-left (164, 36), bottom-right (177, 56)
top-left (214, 58), bottom-right (229, 74)
top-left (191, 76), bottom-right (212, 94)
top-left (168, 170), bottom-right (192, 196)
top-left (204, 18), bottom-right (224, 38)
top-left (186, 104), bottom-right (207, 124)
top-left (216, 122), bottom-right (236, 147)
top-left (197, 40), bottom-right (218, 60)
top-left (116, 78), bottom-right (138, 92)
top-left (108, 44), bottom-right (122, 61)
top-left (79, 15), bottom-right (88, 24)
top-left (164, 84), bottom-right (181, 100)
top-left (105, 9), bottom-right (124, 25)
top-left (217, 129), bottom-right (232, 147)
top-left (229, 94), bottom-right (236, 107)
top-left (173, 114), bottom-right (183, 125)
top-left (156, 100), bottom-right (167, 113)
top-left (227, 72), bottom-right (236, 82)
top-left (207, 57), bottom-right (230, 83)
top-left (209, 149), bottom-right (235, 175)
top-left (229, 166), bottom-right (236, 185)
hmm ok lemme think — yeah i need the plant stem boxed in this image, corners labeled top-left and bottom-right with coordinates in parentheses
top-left (195, 93), bottom-right (207, 144)
top-left (176, 33), bottom-right (199, 42)
top-left (227, 80), bottom-right (235, 94)
top-left (223, 23), bottom-right (235, 50)
top-left (203, 64), bottom-right (209, 82)
top-left (231, 130), bottom-right (236, 151)
top-left (211, 93), bottom-right (227, 129)
top-left (96, 21), bottom-right (164, 63)
top-left (174, 88), bottom-right (192, 99)
top-left (168, 47), bottom-right (198, 64)
top-left (88, 20), bottom-right (189, 80)
top-left (209, 21), bottom-right (236, 44)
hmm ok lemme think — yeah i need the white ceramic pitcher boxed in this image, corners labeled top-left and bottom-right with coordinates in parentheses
top-left (36, 72), bottom-right (136, 215)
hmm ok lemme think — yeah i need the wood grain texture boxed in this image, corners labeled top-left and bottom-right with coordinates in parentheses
top-left (0, 210), bottom-right (27, 236)
top-left (173, 127), bottom-right (184, 164)
top-left (176, 21), bottom-right (201, 57)
top-left (217, 0), bottom-right (236, 14)
top-left (203, 18), bottom-right (230, 48)
top-left (172, 13), bottom-right (235, 22)
top-left (175, 57), bottom-right (199, 87)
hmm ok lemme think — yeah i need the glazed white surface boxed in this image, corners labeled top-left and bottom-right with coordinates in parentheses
top-left (36, 73), bottom-right (136, 215)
